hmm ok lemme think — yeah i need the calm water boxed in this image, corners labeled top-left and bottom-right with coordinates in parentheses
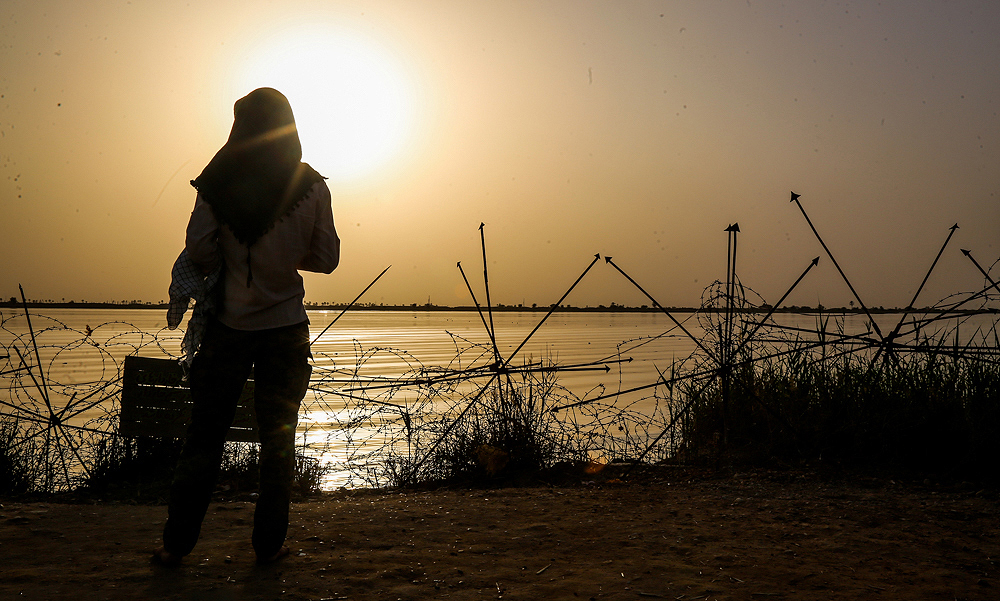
top-left (4, 307), bottom-right (997, 407)
top-left (2, 308), bottom-right (705, 397)
top-left (5, 306), bottom-right (992, 392)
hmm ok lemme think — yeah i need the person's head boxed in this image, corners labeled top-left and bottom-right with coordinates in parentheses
top-left (192, 87), bottom-right (323, 246)
top-left (226, 87), bottom-right (302, 164)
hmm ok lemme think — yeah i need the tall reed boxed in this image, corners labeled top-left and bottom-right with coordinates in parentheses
top-left (679, 341), bottom-right (1000, 475)
top-left (0, 414), bottom-right (36, 495)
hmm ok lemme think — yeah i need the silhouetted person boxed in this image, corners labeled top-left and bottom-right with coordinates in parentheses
top-left (156, 87), bottom-right (340, 566)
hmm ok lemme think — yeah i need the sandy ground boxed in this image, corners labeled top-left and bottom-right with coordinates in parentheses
top-left (1, 470), bottom-right (998, 601)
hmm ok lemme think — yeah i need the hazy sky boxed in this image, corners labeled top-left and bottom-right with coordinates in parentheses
top-left (2, 0), bottom-right (998, 309)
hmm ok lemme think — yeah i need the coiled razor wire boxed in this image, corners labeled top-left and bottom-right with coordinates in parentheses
top-left (2, 289), bottom-right (998, 492)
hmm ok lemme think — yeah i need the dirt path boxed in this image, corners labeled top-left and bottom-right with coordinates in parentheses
top-left (2, 472), bottom-right (997, 600)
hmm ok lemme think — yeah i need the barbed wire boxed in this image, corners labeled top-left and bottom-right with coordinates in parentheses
top-left (3, 277), bottom-right (998, 492)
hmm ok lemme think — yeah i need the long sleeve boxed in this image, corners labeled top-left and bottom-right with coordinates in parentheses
top-left (184, 196), bottom-right (221, 274)
top-left (298, 183), bottom-right (340, 274)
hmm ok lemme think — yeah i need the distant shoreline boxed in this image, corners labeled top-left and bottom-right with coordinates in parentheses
top-left (1, 301), bottom-right (994, 315)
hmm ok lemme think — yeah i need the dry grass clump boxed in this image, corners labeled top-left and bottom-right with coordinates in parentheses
top-left (374, 364), bottom-right (589, 487)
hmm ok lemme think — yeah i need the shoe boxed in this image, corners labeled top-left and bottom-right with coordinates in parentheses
top-left (256, 546), bottom-right (290, 565)
top-left (152, 547), bottom-right (182, 567)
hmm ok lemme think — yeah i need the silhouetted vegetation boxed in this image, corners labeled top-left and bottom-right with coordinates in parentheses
top-left (678, 337), bottom-right (1000, 478)
top-left (375, 366), bottom-right (590, 487)
top-left (0, 414), bottom-right (35, 495)
top-left (0, 434), bottom-right (329, 501)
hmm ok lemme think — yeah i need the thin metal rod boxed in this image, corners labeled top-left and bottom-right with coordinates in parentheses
top-left (309, 265), bottom-right (391, 347)
top-left (961, 248), bottom-right (1000, 296)
top-left (11, 344), bottom-right (53, 419)
top-left (725, 224), bottom-right (734, 368)
top-left (504, 253), bottom-right (602, 367)
top-left (730, 257), bottom-right (821, 358)
top-left (458, 261), bottom-right (500, 359)
top-left (722, 223), bottom-right (740, 452)
top-left (330, 355), bottom-right (622, 393)
top-left (907, 224), bottom-right (959, 310)
top-left (0, 397), bottom-right (51, 422)
top-left (19, 285), bottom-right (52, 409)
top-left (479, 223), bottom-right (500, 364)
top-left (605, 257), bottom-right (720, 363)
top-left (724, 223), bottom-right (740, 368)
top-left (50, 421), bottom-right (73, 491)
top-left (550, 366), bottom-right (719, 413)
top-left (57, 421), bottom-right (93, 479)
top-left (58, 387), bottom-right (122, 423)
top-left (623, 375), bottom-right (717, 478)
top-left (408, 372), bottom-right (500, 480)
top-left (53, 372), bottom-right (123, 416)
top-left (876, 224), bottom-right (960, 363)
top-left (789, 193), bottom-right (884, 339)
top-left (552, 321), bottom-right (873, 414)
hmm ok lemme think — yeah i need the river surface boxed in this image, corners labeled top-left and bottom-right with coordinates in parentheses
top-left (5, 307), bottom-right (995, 393)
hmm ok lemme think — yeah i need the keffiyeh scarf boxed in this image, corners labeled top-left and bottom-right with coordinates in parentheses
top-left (167, 249), bottom-right (222, 370)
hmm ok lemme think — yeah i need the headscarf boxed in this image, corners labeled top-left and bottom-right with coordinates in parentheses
top-left (191, 87), bottom-right (325, 251)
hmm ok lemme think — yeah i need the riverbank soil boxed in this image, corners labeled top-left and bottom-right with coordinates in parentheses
top-left (2, 470), bottom-right (997, 600)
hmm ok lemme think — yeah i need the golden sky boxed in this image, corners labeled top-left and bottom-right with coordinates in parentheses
top-left (2, 0), bottom-right (998, 309)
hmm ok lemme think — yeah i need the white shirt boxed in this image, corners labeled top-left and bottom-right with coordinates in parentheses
top-left (185, 180), bottom-right (340, 330)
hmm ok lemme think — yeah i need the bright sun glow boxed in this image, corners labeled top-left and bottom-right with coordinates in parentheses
top-left (235, 26), bottom-right (415, 182)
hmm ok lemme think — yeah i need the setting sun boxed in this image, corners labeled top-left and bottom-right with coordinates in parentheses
top-left (233, 25), bottom-right (416, 182)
